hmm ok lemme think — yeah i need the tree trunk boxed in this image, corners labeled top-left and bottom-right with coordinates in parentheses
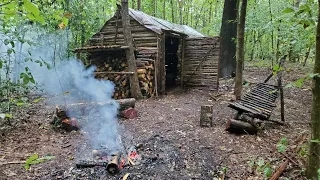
top-left (131, 0), bottom-right (135, 9)
top-left (137, 0), bottom-right (141, 10)
top-left (178, 1), bottom-right (182, 24)
top-left (153, 0), bottom-right (156, 16)
top-left (163, 0), bottom-right (165, 19)
top-left (219, 0), bottom-right (238, 77)
top-left (307, 1), bottom-right (320, 178)
top-left (303, 47), bottom-right (311, 66)
top-left (120, 0), bottom-right (143, 100)
top-left (170, 0), bottom-right (174, 23)
top-left (268, 0), bottom-right (274, 67)
top-left (234, 0), bottom-right (247, 100)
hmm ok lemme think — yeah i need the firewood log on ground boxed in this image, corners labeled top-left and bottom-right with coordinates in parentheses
top-left (225, 119), bottom-right (257, 135)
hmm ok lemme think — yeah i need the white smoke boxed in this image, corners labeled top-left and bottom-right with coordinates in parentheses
top-left (8, 28), bottom-right (122, 153)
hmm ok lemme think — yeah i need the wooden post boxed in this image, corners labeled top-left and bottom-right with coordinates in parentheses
top-left (200, 105), bottom-right (213, 127)
top-left (277, 56), bottom-right (286, 122)
top-left (160, 33), bottom-right (166, 95)
top-left (180, 37), bottom-right (185, 88)
top-left (120, 0), bottom-right (143, 99)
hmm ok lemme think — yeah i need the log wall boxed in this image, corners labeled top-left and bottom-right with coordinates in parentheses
top-left (182, 37), bottom-right (220, 89)
top-left (89, 16), bottom-right (158, 48)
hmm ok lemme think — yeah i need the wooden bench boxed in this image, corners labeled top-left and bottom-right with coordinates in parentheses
top-left (228, 83), bottom-right (279, 121)
top-left (226, 56), bottom-right (286, 134)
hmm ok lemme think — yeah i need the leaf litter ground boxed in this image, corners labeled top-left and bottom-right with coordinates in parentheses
top-left (0, 65), bottom-right (312, 180)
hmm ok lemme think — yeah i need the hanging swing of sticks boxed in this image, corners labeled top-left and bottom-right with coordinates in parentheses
top-left (226, 56), bottom-right (287, 134)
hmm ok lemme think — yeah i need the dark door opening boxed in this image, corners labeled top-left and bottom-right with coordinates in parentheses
top-left (165, 36), bottom-right (180, 89)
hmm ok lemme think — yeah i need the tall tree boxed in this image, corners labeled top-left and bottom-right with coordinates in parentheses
top-left (137, 0), bottom-right (141, 10)
top-left (219, 0), bottom-right (238, 77)
top-left (171, 0), bottom-right (175, 23)
top-left (163, 0), bottom-right (166, 19)
top-left (234, 0), bottom-right (248, 99)
top-left (120, 0), bottom-right (143, 99)
top-left (307, 0), bottom-right (320, 178)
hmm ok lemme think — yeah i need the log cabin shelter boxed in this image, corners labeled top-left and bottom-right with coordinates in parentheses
top-left (75, 7), bottom-right (221, 99)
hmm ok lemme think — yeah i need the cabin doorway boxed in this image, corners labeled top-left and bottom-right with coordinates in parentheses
top-left (165, 36), bottom-right (180, 90)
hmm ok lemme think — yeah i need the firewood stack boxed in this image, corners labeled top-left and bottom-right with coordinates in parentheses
top-left (136, 59), bottom-right (155, 97)
top-left (92, 50), bottom-right (156, 99)
top-left (94, 57), bottom-right (130, 99)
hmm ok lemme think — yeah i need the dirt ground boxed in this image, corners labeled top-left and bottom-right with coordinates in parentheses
top-left (0, 65), bottom-right (312, 180)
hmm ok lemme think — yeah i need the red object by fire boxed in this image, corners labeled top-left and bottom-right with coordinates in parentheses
top-left (62, 117), bottom-right (79, 131)
top-left (121, 107), bottom-right (138, 119)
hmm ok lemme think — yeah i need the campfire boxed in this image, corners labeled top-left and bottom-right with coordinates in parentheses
top-left (76, 145), bottom-right (142, 175)
top-left (51, 98), bottom-right (140, 175)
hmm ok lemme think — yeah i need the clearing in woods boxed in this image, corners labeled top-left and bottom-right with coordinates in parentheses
top-left (0, 65), bottom-right (311, 179)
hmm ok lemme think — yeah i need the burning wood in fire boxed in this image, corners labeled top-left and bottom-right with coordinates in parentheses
top-left (76, 145), bottom-right (142, 175)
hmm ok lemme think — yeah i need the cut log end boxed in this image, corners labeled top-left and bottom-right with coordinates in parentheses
top-left (225, 119), bottom-right (258, 135)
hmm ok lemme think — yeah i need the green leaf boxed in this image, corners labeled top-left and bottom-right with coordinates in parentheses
top-left (62, 17), bottom-right (69, 26)
top-left (4, 39), bottom-right (10, 45)
top-left (311, 139), bottom-right (320, 143)
top-left (277, 138), bottom-right (288, 152)
top-left (284, 83), bottom-right (294, 89)
top-left (33, 98), bottom-right (44, 103)
top-left (5, 114), bottom-right (13, 118)
top-left (16, 102), bottom-right (25, 107)
top-left (277, 144), bottom-right (287, 152)
top-left (29, 77), bottom-right (35, 84)
top-left (24, 58), bottom-right (32, 62)
top-left (282, 7), bottom-right (295, 13)
top-left (7, 48), bottom-right (14, 55)
top-left (257, 159), bottom-right (265, 167)
top-left (23, 0), bottom-right (40, 16)
top-left (35, 60), bottom-right (43, 66)
top-left (279, 138), bottom-right (288, 145)
top-left (0, 61), bottom-right (2, 69)
top-left (294, 78), bottom-right (305, 88)
top-left (264, 167), bottom-right (273, 178)
top-left (307, 73), bottom-right (320, 79)
top-left (25, 154), bottom-right (39, 170)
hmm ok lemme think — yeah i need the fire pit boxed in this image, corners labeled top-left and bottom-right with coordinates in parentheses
top-left (76, 145), bottom-right (141, 175)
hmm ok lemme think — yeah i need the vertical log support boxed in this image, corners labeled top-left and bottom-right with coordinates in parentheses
top-left (120, 0), bottom-right (143, 99)
top-left (156, 35), bottom-right (162, 96)
top-left (200, 105), bottom-right (213, 127)
top-left (180, 37), bottom-right (185, 88)
top-left (277, 56), bottom-right (286, 122)
top-left (160, 33), bottom-right (166, 95)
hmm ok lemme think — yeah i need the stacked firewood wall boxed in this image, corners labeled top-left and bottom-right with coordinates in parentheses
top-left (90, 51), bottom-right (155, 99)
top-left (136, 48), bottom-right (157, 97)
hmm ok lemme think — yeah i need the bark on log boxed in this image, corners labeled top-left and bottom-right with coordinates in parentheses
top-left (121, 0), bottom-right (143, 99)
top-left (65, 98), bottom-right (136, 111)
top-left (200, 105), bottom-right (213, 127)
top-left (269, 159), bottom-right (289, 180)
top-left (225, 119), bottom-right (257, 134)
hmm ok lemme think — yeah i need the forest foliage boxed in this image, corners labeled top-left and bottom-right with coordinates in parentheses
top-left (0, 0), bottom-right (318, 108)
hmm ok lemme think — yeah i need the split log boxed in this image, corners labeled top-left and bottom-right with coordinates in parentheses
top-left (225, 119), bottom-right (257, 134)
top-left (200, 105), bottom-right (213, 127)
top-left (269, 159), bottom-right (289, 180)
top-left (65, 98), bottom-right (136, 111)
